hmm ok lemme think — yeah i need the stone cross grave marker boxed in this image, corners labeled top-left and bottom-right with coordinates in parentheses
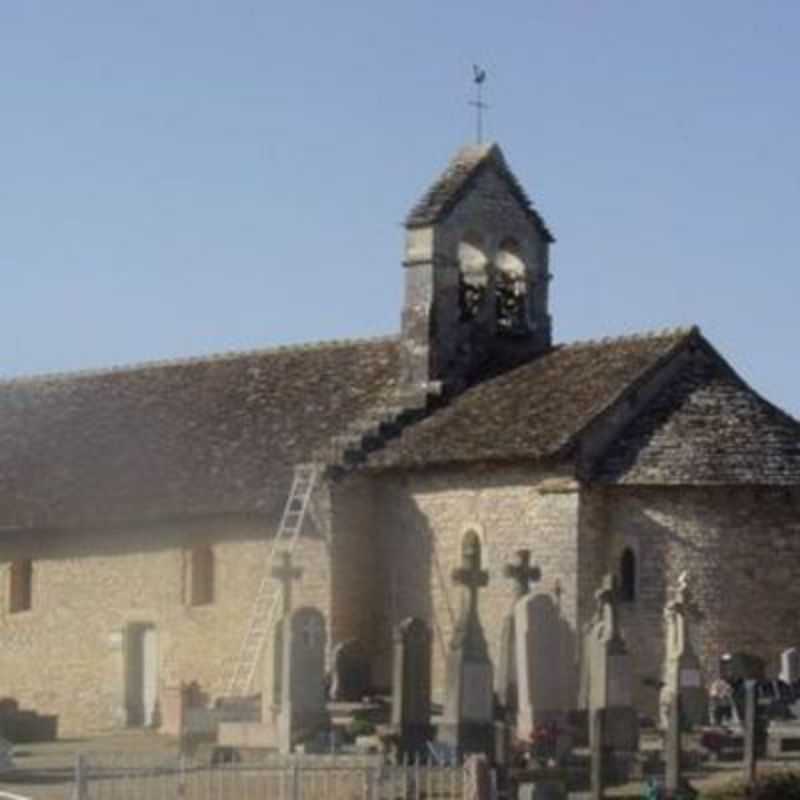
top-left (277, 606), bottom-right (329, 754)
top-left (497, 550), bottom-right (542, 714)
top-left (272, 550), bottom-right (302, 618)
top-left (440, 533), bottom-right (494, 756)
top-left (780, 647), bottom-right (800, 685)
top-left (391, 617), bottom-right (433, 757)
top-left (266, 551), bottom-right (303, 712)
top-left (587, 574), bottom-right (638, 753)
top-left (504, 549), bottom-right (542, 600)
top-left (661, 571), bottom-right (706, 730)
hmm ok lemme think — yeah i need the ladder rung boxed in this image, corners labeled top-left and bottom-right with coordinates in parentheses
top-left (225, 463), bottom-right (319, 697)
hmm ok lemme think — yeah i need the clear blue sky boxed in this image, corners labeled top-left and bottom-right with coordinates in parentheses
top-left (2, 2), bottom-right (799, 413)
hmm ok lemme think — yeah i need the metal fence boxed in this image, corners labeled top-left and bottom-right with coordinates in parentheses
top-left (73, 752), bottom-right (468, 800)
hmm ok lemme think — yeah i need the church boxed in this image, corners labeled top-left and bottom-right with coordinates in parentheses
top-left (1, 143), bottom-right (799, 737)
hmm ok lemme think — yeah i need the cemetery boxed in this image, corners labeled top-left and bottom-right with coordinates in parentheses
top-left (3, 547), bottom-right (800, 800)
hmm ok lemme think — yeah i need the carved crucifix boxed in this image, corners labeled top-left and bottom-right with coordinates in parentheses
top-left (452, 535), bottom-right (489, 618)
top-left (503, 549), bottom-right (542, 599)
top-left (271, 550), bottom-right (303, 619)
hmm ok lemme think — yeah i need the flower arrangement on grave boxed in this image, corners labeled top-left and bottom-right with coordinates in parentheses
top-left (512, 721), bottom-right (560, 768)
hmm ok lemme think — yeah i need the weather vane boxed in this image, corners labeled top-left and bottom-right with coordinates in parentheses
top-left (469, 65), bottom-right (488, 144)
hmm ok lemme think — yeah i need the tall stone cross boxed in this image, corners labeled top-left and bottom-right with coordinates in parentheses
top-left (595, 573), bottom-right (620, 642)
top-left (271, 550), bottom-right (303, 619)
top-left (452, 536), bottom-right (489, 620)
top-left (503, 549), bottom-right (541, 599)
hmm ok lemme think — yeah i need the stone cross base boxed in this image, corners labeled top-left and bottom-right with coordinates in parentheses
top-left (437, 720), bottom-right (494, 758)
top-left (277, 707), bottom-right (331, 755)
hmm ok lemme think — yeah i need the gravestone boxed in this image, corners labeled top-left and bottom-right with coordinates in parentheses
top-left (660, 572), bottom-right (707, 730)
top-left (515, 590), bottom-right (568, 742)
top-left (0, 736), bottom-right (13, 770)
top-left (587, 575), bottom-right (638, 752)
top-left (329, 639), bottom-right (371, 702)
top-left (391, 617), bottom-right (433, 757)
top-left (496, 550), bottom-right (541, 713)
top-left (267, 551), bottom-right (303, 717)
top-left (277, 606), bottom-right (330, 754)
top-left (439, 533), bottom-right (494, 756)
top-left (780, 647), bottom-right (800, 685)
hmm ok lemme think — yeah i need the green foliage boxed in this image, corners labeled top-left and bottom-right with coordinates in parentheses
top-left (701, 771), bottom-right (800, 800)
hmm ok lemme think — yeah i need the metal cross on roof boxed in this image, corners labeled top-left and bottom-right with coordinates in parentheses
top-left (271, 550), bottom-right (303, 618)
top-left (469, 64), bottom-right (489, 144)
top-left (503, 548), bottom-right (542, 598)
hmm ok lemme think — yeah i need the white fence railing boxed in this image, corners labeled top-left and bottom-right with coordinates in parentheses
top-left (71, 752), bottom-right (467, 800)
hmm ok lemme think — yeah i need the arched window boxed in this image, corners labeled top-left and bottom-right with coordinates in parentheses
top-left (495, 239), bottom-right (528, 335)
top-left (189, 546), bottom-right (214, 606)
top-left (460, 529), bottom-right (484, 571)
top-left (620, 547), bottom-right (636, 603)
top-left (458, 233), bottom-right (489, 321)
top-left (9, 559), bottom-right (32, 613)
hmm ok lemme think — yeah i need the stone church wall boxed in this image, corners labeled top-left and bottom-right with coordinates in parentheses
top-left (345, 465), bottom-right (583, 705)
top-left (595, 485), bottom-right (800, 716)
top-left (0, 514), bottom-right (330, 735)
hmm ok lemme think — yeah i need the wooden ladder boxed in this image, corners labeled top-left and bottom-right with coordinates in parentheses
top-left (224, 463), bottom-right (320, 698)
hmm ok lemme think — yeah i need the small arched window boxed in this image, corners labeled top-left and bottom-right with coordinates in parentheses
top-left (9, 559), bottom-right (33, 613)
top-left (619, 547), bottom-right (636, 603)
top-left (495, 239), bottom-right (528, 335)
top-left (189, 546), bottom-right (214, 606)
top-left (461, 529), bottom-right (482, 562)
top-left (458, 233), bottom-right (489, 321)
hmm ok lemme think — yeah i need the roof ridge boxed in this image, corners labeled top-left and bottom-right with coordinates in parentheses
top-left (556, 325), bottom-right (699, 351)
top-left (0, 333), bottom-right (399, 387)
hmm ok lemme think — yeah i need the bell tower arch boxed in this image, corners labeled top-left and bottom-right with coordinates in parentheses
top-left (400, 143), bottom-right (554, 395)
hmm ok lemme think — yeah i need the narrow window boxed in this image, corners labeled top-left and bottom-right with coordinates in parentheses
top-left (189, 546), bottom-right (214, 606)
top-left (620, 547), bottom-right (636, 602)
top-left (9, 559), bottom-right (32, 613)
top-left (461, 530), bottom-right (483, 565)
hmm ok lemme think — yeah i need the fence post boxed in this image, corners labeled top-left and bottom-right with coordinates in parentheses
top-left (291, 763), bottom-right (300, 800)
top-left (71, 754), bottom-right (89, 800)
top-left (178, 753), bottom-right (186, 800)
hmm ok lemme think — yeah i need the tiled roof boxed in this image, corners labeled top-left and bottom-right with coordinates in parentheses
top-left (0, 337), bottom-right (401, 528)
top-left (594, 349), bottom-right (800, 485)
top-left (366, 329), bottom-right (693, 471)
top-left (405, 143), bottom-right (555, 241)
